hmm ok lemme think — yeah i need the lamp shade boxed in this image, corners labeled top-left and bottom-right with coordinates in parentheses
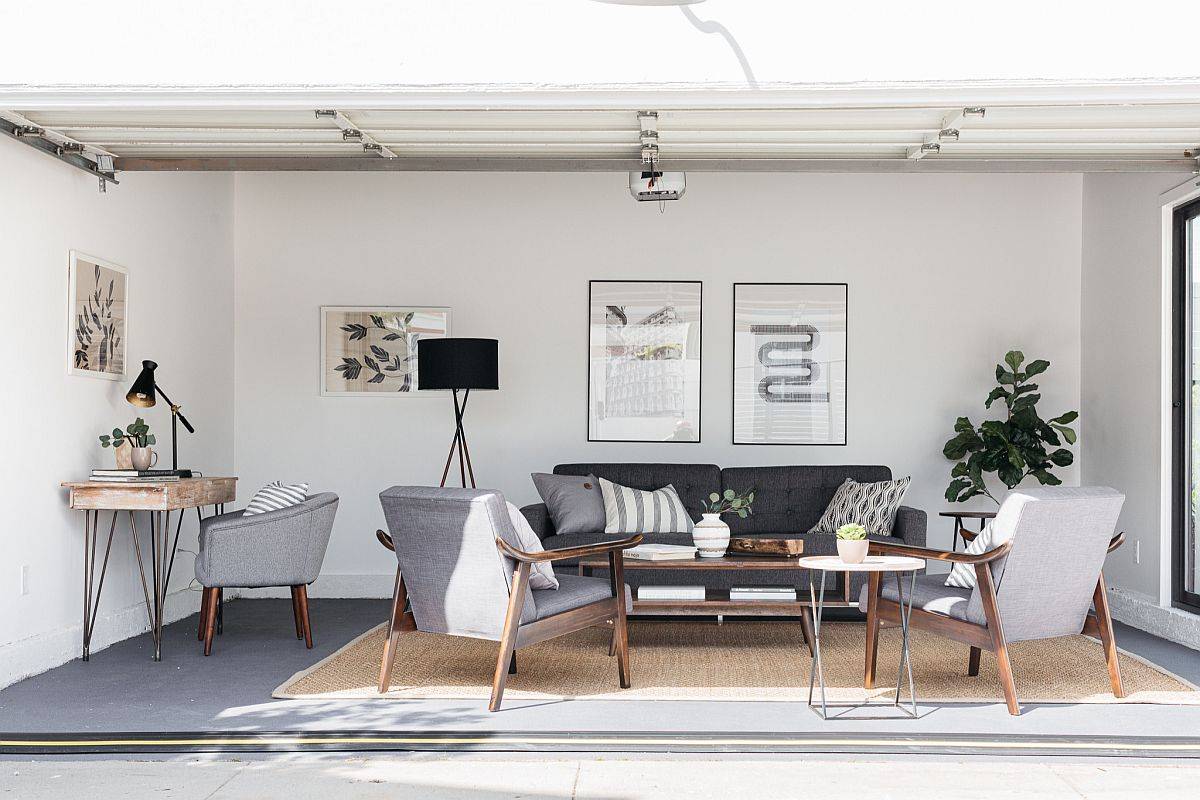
top-left (418, 338), bottom-right (498, 390)
top-left (126, 360), bottom-right (159, 407)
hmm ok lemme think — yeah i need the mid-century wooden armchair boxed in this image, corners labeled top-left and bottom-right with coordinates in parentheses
top-left (860, 486), bottom-right (1126, 716)
top-left (377, 485), bottom-right (640, 711)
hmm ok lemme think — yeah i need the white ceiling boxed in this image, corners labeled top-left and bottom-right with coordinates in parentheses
top-left (4, 83), bottom-right (1200, 172)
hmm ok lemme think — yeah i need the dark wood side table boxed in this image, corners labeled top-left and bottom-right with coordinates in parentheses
top-left (938, 510), bottom-right (997, 551)
top-left (61, 477), bottom-right (237, 661)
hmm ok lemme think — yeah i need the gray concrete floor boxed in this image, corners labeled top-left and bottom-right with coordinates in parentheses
top-left (1, 598), bottom-right (1198, 741)
top-left (4, 754), bottom-right (1200, 798)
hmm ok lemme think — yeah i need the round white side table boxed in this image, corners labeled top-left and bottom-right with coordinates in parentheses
top-left (797, 554), bottom-right (926, 719)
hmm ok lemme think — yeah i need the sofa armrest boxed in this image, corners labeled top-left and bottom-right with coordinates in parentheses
top-left (520, 502), bottom-right (554, 540)
top-left (892, 505), bottom-right (927, 547)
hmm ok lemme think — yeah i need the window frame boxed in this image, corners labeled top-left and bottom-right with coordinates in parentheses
top-left (1172, 195), bottom-right (1200, 613)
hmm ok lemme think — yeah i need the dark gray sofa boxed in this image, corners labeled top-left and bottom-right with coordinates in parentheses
top-left (519, 462), bottom-right (926, 601)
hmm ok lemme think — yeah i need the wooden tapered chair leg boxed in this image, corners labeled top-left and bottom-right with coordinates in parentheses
top-left (976, 562), bottom-right (1020, 715)
top-left (378, 570), bottom-right (410, 693)
top-left (291, 586), bottom-right (304, 639)
top-left (1093, 570), bottom-right (1125, 698)
top-left (609, 550), bottom-right (631, 689)
top-left (294, 585), bottom-right (313, 649)
top-left (489, 563), bottom-right (530, 712)
top-left (863, 572), bottom-right (882, 689)
top-left (201, 587), bottom-right (219, 656)
top-left (197, 592), bottom-right (210, 641)
top-left (968, 646), bottom-right (981, 676)
top-left (608, 620), bottom-right (618, 657)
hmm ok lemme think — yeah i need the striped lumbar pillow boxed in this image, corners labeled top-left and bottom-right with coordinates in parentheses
top-left (599, 478), bottom-right (694, 534)
top-left (243, 481), bottom-right (309, 516)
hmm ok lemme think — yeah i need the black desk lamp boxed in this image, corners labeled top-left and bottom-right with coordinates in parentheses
top-left (418, 338), bottom-right (498, 488)
top-left (126, 360), bottom-right (195, 474)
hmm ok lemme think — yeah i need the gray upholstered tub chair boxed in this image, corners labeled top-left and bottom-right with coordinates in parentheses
top-left (860, 486), bottom-right (1126, 715)
top-left (378, 486), bottom-right (640, 711)
top-left (194, 493), bottom-right (338, 655)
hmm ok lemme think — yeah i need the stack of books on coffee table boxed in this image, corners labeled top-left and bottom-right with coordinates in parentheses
top-left (637, 585), bottom-right (707, 601)
top-left (89, 469), bottom-right (183, 483)
top-left (729, 586), bottom-right (798, 602)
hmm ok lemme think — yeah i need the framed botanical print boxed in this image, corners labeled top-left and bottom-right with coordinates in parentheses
top-left (733, 283), bottom-right (847, 445)
top-left (68, 251), bottom-right (128, 380)
top-left (588, 280), bottom-right (702, 442)
top-left (320, 306), bottom-right (451, 396)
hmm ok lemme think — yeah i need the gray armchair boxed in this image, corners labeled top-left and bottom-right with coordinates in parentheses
top-left (860, 486), bottom-right (1125, 715)
top-left (194, 492), bottom-right (338, 655)
top-left (378, 486), bottom-right (640, 711)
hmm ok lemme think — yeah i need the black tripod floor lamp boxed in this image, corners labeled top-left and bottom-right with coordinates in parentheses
top-left (126, 359), bottom-right (195, 475)
top-left (417, 338), bottom-right (498, 488)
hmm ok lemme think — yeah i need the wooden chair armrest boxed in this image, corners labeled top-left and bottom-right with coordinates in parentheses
top-left (869, 538), bottom-right (1012, 565)
top-left (1108, 531), bottom-right (1125, 553)
top-left (376, 529), bottom-right (395, 552)
top-left (495, 534), bottom-right (643, 564)
top-left (960, 528), bottom-right (980, 542)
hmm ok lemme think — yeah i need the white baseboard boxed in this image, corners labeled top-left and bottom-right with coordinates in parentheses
top-left (239, 573), bottom-right (394, 600)
top-left (0, 586), bottom-right (218, 690)
top-left (1108, 587), bottom-right (1200, 652)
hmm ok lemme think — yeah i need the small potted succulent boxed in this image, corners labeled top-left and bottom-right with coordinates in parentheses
top-left (694, 488), bottom-right (755, 558)
top-left (835, 523), bottom-right (869, 564)
top-left (99, 417), bottom-right (157, 470)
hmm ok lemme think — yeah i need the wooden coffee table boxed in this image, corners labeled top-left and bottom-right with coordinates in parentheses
top-left (576, 548), bottom-right (856, 652)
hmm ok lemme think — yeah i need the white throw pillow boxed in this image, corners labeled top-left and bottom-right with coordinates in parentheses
top-left (809, 477), bottom-right (911, 536)
top-left (599, 478), bottom-right (694, 534)
top-left (505, 501), bottom-right (559, 590)
top-left (243, 481), bottom-right (309, 516)
top-left (945, 522), bottom-right (992, 589)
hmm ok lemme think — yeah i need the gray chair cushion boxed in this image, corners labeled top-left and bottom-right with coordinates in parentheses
top-left (532, 472), bottom-right (605, 535)
top-left (533, 573), bottom-right (632, 620)
top-left (555, 463), bottom-right (719, 523)
top-left (858, 573), bottom-right (972, 621)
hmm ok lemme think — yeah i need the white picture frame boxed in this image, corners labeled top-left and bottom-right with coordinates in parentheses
top-left (320, 306), bottom-right (451, 396)
top-left (733, 282), bottom-right (848, 445)
top-left (67, 250), bottom-right (128, 380)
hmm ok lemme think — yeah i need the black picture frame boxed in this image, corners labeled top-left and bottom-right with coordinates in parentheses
top-left (731, 282), bottom-right (849, 446)
top-left (587, 279), bottom-right (703, 444)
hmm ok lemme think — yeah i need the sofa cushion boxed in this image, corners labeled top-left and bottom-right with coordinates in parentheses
top-left (532, 472), bottom-right (605, 535)
top-left (809, 476), bottom-right (911, 536)
top-left (721, 465), bottom-right (893, 535)
top-left (599, 478), bottom-right (694, 534)
top-left (555, 463), bottom-right (719, 523)
top-left (532, 573), bottom-right (632, 620)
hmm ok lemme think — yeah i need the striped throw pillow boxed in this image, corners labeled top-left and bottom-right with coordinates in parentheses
top-left (599, 478), bottom-right (694, 535)
top-left (809, 476), bottom-right (911, 536)
top-left (243, 481), bottom-right (309, 516)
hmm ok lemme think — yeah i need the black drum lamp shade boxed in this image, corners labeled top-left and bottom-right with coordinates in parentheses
top-left (418, 338), bottom-right (499, 391)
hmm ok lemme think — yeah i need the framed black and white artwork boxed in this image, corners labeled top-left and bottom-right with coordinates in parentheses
top-left (67, 251), bottom-right (128, 380)
top-left (732, 283), bottom-right (847, 445)
top-left (588, 280), bottom-right (702, 442)
top-left (320, 306), bottom-right (450, 396)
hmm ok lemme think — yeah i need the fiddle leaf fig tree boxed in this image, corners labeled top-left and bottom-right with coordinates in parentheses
top-left (943, 350), bottom-right (1077, 505)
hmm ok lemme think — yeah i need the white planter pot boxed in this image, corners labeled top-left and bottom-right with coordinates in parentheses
top-left (693, 513), bottom-right (731, 558)
top-left (837, 539), bottom-right (869, 564)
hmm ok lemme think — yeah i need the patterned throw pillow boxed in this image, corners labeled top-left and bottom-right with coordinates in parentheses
top-left (505, 501), bottom-right (559, 590)
top-left (809, 477), bottom-right (911, 536)
top-left (945, 522), bottom-right (992, 589)
top-left (599, 478), bottom-right (694, 534)
top-left (243, 481), bottom-right (309, 516)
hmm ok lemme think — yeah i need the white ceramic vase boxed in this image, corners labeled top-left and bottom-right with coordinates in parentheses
top-left (693, 513), bottom-right (731, 558)
top-left (837, 539), bottom-right (869, 564)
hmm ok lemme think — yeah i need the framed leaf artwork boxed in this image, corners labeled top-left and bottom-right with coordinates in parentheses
top-left (67, 251), bottom-right (128, 380)
top-left (320, 306), bottom-right (451, 396)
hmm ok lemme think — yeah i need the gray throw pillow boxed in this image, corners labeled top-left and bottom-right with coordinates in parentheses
top-left (531, 472), bottom-right (605, 535)
top-left (505, 502), bottom-right (559, 590)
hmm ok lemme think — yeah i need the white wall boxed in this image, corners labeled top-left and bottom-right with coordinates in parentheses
top-left (0, 140), bottom-right (234, 686)
top-left (233, 171), bottom-right (1084, 596)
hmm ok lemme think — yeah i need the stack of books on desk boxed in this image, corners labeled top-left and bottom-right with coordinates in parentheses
top-left (729, 586), bottom-right (798, 602)
top-left (637, 585), bottom-right (707, 601)
top-left (89, 469), bottom-right (182, 482)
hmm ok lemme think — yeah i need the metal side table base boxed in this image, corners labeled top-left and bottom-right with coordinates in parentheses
top-left (805, 564), bottom-right (920, 720)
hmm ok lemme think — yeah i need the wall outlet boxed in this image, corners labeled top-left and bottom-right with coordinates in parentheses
top-left (1135, 540), bottom-right (1141, 565)
top-left (19, 565), bottom-right (29, 596)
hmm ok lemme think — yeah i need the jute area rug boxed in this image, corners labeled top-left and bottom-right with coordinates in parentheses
top-left (274, 620), bottom-right (1199, 705)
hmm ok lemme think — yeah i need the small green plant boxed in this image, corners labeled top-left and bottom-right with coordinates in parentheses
top-left (99, 417), bottom-right (156, 449)
top-left (703, 488), bottom-right (755, 518)
top-left (836, 523), bottom-right (867, 541)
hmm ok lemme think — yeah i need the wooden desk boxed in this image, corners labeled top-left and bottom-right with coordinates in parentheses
top-left (61, 477), bottom-right (236, 661)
